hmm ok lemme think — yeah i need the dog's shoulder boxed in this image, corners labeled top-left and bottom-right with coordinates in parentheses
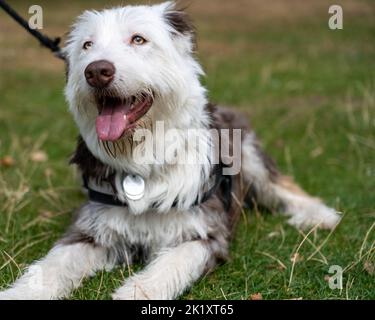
top-left (206, 103), bottom-right (251, 131)
top-left (70, 136), bottom-right (115, 183)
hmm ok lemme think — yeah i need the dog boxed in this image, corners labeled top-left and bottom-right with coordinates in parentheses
top-left (0, 2), bottom-right (340, 300)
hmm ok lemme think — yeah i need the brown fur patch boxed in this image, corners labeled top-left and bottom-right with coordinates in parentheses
top-left (276, 175), bottom-right (308, 197)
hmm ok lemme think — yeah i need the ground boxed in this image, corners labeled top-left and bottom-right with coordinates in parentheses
top-left (0, 0), bottom-right (374, 300)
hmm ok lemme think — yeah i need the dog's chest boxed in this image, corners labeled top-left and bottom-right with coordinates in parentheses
top-left (79, 204), bottom-right (210, 250)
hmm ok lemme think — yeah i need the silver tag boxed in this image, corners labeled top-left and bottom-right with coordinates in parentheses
top-left (122, 174), bottom-right (145, 201)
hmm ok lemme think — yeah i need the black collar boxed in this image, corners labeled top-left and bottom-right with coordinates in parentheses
top-left (83, 164), bottom-right (232, 211)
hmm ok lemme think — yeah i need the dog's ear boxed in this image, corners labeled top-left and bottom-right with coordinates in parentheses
top-left (158, 1), bottom-right (196, 52)
top-left (163, 2), bottom-right (194, 36)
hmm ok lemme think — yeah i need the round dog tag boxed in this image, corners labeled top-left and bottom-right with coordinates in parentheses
top-left (122, 174), bottom-right (145, 201)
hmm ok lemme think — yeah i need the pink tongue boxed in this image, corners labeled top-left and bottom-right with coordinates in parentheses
top-left (96, 103), bottom-right (129, 141)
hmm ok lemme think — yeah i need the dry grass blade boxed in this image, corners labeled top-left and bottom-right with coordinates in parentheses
top-left (0, 233), bottom-right (52, 271)
top-left (359, 221), bottom-right (375, 260)
top-left (288, 223), bottom-right (321, 289)
top-left (256, 250), bottom-right (287, 270)
top-left (306, 223), bottom-right (338, 262)
top-left (95, 270), bottom-right (105, 300)
top-left (343, 223), bottom-right (375, 273)
top-left (2, 250), bottom-right (22, 276)
top-left (220, 288), bottom-right (228, 300)
top-left (298, 229), bottom-right (328, 265)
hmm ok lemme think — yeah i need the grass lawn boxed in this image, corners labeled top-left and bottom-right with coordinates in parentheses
top-left (0, 0), bottom-right (374, 300)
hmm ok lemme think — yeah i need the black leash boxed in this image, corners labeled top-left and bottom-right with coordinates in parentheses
top-left (0, 0), bottom-right (64, 60)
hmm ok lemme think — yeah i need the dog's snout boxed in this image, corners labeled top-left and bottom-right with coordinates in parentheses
top-left (84, 60), bottom-right (115, 88)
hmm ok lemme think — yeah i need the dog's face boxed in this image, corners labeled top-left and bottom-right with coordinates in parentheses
top-left (64, 2), bottom-right (203, 142)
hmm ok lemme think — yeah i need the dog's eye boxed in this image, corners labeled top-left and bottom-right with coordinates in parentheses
top-left (131, 35), bottom-right (147, 45)
top-left (83, 41), bottom-right (93, 50)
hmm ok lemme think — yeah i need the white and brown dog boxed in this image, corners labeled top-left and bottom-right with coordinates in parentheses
top-left (0, 2), bottom-right (340, 300)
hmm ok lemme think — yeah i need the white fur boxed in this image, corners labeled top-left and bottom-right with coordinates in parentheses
top-left (113, 241), bottom-right (210, 300)
top-left (0, 243), bottom-right (108, 300)
top-left (76, 204), bottom-right (215, 250)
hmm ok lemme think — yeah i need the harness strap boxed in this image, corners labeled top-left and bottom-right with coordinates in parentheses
top-left (83, 177), bottom-right (127, 207)
top-left (83, 165), bottom-right (232, 211)
top-left (0, 0), bottom-right (64, 60)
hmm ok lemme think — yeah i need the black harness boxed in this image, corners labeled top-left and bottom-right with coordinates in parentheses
top-left (83, 164), bottom-right (233, 211)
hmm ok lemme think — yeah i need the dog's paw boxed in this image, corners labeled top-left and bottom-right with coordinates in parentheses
top-left (112, 278), bottom-right (161, 300)
top-left (287, 201), bottom-right (342, 230)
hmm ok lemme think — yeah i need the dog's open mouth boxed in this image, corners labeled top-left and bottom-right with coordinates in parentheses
top-left (95, 94), bottom-right (153, 141)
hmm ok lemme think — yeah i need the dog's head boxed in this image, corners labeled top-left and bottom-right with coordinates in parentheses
top-left (64, 1), bottom-right (204, 143)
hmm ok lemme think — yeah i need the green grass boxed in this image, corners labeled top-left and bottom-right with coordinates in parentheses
top-left (0, 0), bottom-right (374, 300)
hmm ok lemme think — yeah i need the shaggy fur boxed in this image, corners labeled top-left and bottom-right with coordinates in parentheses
top-left (0, 2), bottom-right (340, 300)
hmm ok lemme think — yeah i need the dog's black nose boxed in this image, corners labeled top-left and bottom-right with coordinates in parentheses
top-left (84, 60), bottom-right (115, 88)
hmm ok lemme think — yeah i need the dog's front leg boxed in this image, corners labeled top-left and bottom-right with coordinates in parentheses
top-left (113, 240), bottom-right (213, 300)
top-left (0, 242), bottom-right (108, 300)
